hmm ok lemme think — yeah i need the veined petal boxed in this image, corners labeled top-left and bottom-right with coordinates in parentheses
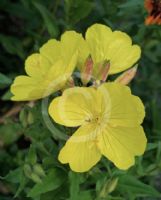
top-left (60, 31), bottom-right (83, 67)
top-left (78, 23), bottom-right (141, 77)
top-left (58, 123), bottom-right (101, 172)
top-left (104, 31), bottom-right (141, 74)
top-left (11, 32), bottom-right (79, 101)
top-left (49, 87), bottom-right (98, 127)
top-left (86, 23), bottom-right (113, 64)
top-left (11, 78), bottom-right (43, 101)
top-left (97, 125), bottom-right (147, 170)
top-left (98, 82), bottom-right (145, 127)
top-left (25, 53), bottom-right (51, 78)
top-left (40, 39), bottom-right (60, 64)
top-left (85, 24), bottom-right (112, 77)
top-left (108, 45), bottom-right (141, 74)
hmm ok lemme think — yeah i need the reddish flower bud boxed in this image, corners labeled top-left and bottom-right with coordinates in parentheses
top-left (115, 65), bottom-right (138, 85)
top-left (99, 60), bottom-right (110, 82)
top-left (81, 55), bottom-right (93, 85)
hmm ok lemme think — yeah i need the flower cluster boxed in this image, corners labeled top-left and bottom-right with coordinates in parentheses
top-left (11, 24), bottom-right (147, 172)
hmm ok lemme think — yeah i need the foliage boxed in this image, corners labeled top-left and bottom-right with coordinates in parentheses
top-left (0, 0), bottom-right (161, 199)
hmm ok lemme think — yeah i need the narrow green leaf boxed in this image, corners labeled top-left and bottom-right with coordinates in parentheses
top-left (33, 2), bottom-right (59, 37)
top-left (1, 90), bottom-right (12, 100)
top-left (26, 145), bottom-right (37, 165)
top-left (118, 175), bottom-right (161, 198)
top-left (0, 73), bottom-right (12, 89)
top-left (14, 172), bottom-right (27, 197)
top-left (65, 0), bottom-right (93, 26)
top-left (27, 168), bottom-right (66, 198)
top-left (0, 122), bottom-right (22, 145)
top-left (69, 171), bottom-right (80, 200)
top-left (0, 34), bottom-right (25, 59)
top-left (3, 167), bottom-right (23, 183)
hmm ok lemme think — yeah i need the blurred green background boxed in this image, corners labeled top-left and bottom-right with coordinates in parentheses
top-left (0, 0), bottom-right (161, 199)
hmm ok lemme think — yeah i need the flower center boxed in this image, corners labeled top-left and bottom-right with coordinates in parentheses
top-left (85, 114), bottom-right (104, 125)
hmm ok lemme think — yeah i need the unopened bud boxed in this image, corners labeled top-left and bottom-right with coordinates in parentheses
top-left (23, 164), bottom-right (32, 178)
top-left (81, 55), bottom-right (93, 85)
top-left (33, 164), bottom-right (46, 178)
top-left (27, 111), bottom-right (34, 125)
top-left (19, 109), bottom-right (28, 128)
top-left (115, 64), bottom-right (138, 85)
top-left (30, 173), bottom-right (42, 183)
top-left (99, 177), bottom-right (118, 198)
top-left (97, 60), bottom-right (110, 82)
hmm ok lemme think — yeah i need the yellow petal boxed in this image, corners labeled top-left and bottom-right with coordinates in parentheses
top-left (98, 82), bottom-right (145, 127)
top-left (40, 39), bottom-right (60, 64)
top-left (60, 31), bottom-right (82, 67)
top-left (97, 125), bottom-right (147, 170)
top-left (11, 33), bottom-right (79, 101)
top-left (49, 87), bottom-right (98, 127)
top-left (10, 76), bottom-right (44, 101)
top-left (105, 29), bottom-right (141, 75)
top-left (79, 24), bottom-right (141, 77)
top-left (42, 32), bottom-right (80, 74)
top-left (40, 32), bottom-right (80, 69)
top-left (86, 24), bottom-right (113, 63)
top-left (85, 24), bottom-right (112, 77)
top-left (106, 31), bottom-right (141, 74)
top-left (25, 53), bottom-right (51, 78)
top-left (58, 123), bottom-right (101, 172)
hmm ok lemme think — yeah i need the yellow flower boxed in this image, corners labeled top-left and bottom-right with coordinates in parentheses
top-left (49, 82), bottom-right (147, 172)
top-left (75, 23), bottom-right (141, 79)
top-left (10, 31), bottom-right (82, 101)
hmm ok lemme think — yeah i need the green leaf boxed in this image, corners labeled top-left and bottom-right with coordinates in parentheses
top-left (2, 167), bottom-right (27, 197)
top-left (33, 164), bottom-right (46, 178)
top-left (65, 0), bottom-right (93, 26)
top-left (33, 2), bottom-right (59, 37)
top-left (0, 34), bottom-right (25, 59)
top-left (146, 143), bottom-right (159, 151)
top-left (14, 171), bottom-right (27, 197)
top-left (76, 191), bottom-right (93, 200)
top-left (69, 171), bottom-right (80, 200)
top-left (19, 108), bottom-right (28, 128)
top-left (27, 168), bottom-right (66, 198)
top-left (26, 145), bottom-right (37, 165)
top-left (1, 90), bottom-right (12, 100)
top-left (0, 73), bottom-right (12, 89)
top-left (4, 167), bottom-right (23, 183)
top-left (0, 122), bottom-right (22, 145)
top-left (99, 177), bottom-right (118, 198)
top-left (118, 175), bottom-right (161, 198)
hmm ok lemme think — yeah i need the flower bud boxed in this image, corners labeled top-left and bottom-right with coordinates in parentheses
top-left (27, 111), bottom-right (34, 125)
top-left (99, 177), bottom-right (118, 198)
top-left (81, 55), bottom-right (93, 85)
top-left (115, 64), bottom-right (138, 85)
top-left (19, 108), bottom-right (28, 128)
top-left (33, 164), bottom-right (46, 178)
top-left (98, 60), bottom-right (110, 82)
top-left (23, 164), bottom-right (32, 178)
top-left (30, 173), bottom-right (42, 183)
